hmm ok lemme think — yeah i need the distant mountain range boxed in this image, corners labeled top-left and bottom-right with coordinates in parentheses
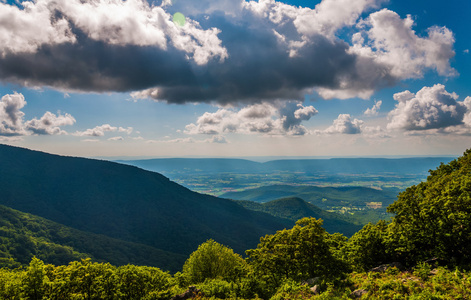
top-left (116, 157), bottom-right (455, 175)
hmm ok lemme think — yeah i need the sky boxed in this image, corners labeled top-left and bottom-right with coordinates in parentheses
top-left (0, 0), bottom-right (470, 158)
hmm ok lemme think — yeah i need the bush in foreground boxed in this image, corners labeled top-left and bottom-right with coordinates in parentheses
top-left (179, 239), bottom-right (248, 285)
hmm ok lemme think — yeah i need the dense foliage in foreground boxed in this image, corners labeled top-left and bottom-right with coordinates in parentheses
top-left (2, 255), bottom-right (471, 299)
top-left (0, 149), bottom-right (470, 299)
top-left (0, 258), bottom-right (175, 299)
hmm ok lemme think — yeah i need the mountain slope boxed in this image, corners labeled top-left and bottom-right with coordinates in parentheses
top-left (237, 197), bottom-right (362, 236)
top-left (0, 204), bottom-right (186, 271)
top-left (222, 184), bottom-right (398, 208)
top-left (0, 144), bottom-right (291, 260)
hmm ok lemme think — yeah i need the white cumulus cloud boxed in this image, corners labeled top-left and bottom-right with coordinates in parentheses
top-left (73, 125), bottom-right (133, 137)
top-left (387, 84), bottom-right (467, 131)
top-left (25, 112), bottom-right (76, 135)
top-left (364, 100), bottom-right (382, 116)
top-left (205, 135), bottom-right (228, 144)
top-left (108, 136), bottom-right (124, 141)
top-left (0, 1), bottom-right (76, 55)
top-left (0, 92), bottom-right (27, 136)
top-left (0, 0), bottom-right (227, 65)
top-left (119, 127), bottom-right (134, 135)
top-left (184, 101), bottom-right (317, 136)
top-left (324, 114), bottom-right (364, 134)
top-left (74, 124), bottom-right (118, 137)
top-left (361, 9), bottom-right (456, 78)
top-left (0, 92), bottom-right (74, 136)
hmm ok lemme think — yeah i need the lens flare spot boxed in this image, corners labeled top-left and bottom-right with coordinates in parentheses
top-left (173, 12), bottom-right (186, 27)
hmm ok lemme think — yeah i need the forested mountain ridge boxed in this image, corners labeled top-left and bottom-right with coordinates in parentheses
top-left (223, 185), bottom-right (397, 224)
top-left (222, 184), bottom-right (398, 207)
top-left (0, 204), bottom-right (186, 271)
top-left (237, 197), bottom-right (362, 236)
top-left (0, 144), bottom-right (291, 263)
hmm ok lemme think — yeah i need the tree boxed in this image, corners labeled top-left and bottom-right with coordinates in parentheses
top-left (66, 259), bottom-right (117, 299)
top-left (387, 149), bottom-right (471, 267)
top-left (116, 265), bottom-right (172, 300)
top-left (0, 267), bottom-right (22, 299)
top-left (21, 257), bottom-right (47, 300)
top-left (181, 239), bottom-right (247, 284)
top-left (246, 217), bottom-right (348, 292)
top-left (346, 220), bottom-right (393, 272)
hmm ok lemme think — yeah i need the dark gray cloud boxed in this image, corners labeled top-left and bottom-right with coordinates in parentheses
top-left (0, 0), bottom-right (456, 104)
top-left (0, 32), bottom-right (196, 93)
top-left (146, 19), bottom-right (374, 104)
top-left (1, 16), bottom-right (377, 104)
top-left (278, 101), bottom-right (318, 135)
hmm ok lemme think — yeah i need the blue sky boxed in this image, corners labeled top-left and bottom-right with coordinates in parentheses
top-left (0, 0), bottom-right (470, 158)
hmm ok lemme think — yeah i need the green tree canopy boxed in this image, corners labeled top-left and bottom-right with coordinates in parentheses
top-left (346, 220), bottom-right (393, 272)
top-left (21, 257), bottom-right (47, 300)
top-left (387, 149), bottom-right (471, 266)
top-left (181, 239), bottom-right (247, 284)
top-left (246, 217), bottom-right (348, 291)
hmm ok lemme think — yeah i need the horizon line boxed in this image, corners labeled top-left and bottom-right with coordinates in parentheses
top-left (96, 154), bottom-right (459, 163)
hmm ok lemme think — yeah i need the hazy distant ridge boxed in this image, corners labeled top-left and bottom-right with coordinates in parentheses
top-left (117, 157), bottom-right (455, 175)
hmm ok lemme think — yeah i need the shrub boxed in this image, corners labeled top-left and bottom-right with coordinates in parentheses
top-left (413, 262), bottom-right (432, 282)
top-left (116, 265), bottom-right (173, 300)
top-left (198, 278), bottom-right (236, 299)
top-left (182, 239), bottom-right (248, 285)
top-left (269, 278), bottom-right (311, 300)
top-left (346, 220), bottom-right (394, 272)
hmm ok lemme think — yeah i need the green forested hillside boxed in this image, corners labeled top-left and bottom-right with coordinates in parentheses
top-left (0, 204), bottom-right (186, 271)
top-left (0, 205), bottom-right (87, 268)
top-left (0, 144), bottom-right (291, 263)
top-left (386, 149), bottom-right (471, 266)
top-left (237, 197), bottom-right (362, 236)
